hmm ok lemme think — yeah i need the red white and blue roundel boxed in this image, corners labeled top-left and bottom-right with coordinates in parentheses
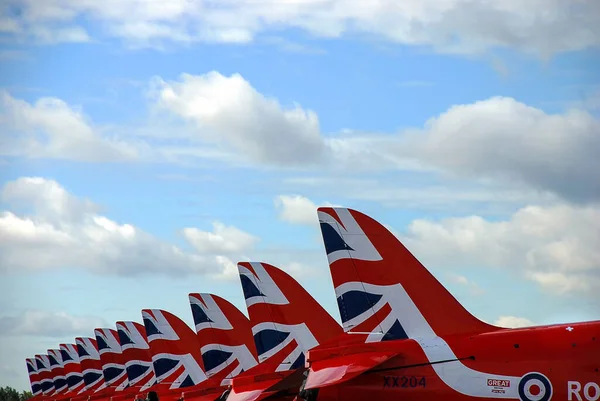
top-left (518, 372), bottom-right (553, 401)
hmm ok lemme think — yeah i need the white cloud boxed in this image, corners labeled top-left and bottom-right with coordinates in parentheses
top-left (0, 310), bottom-right (107, 337)
top-left (5, 76), bottom-right (598, 208)
top-left (331, 96), bottom-right (600, 203)
top-left (274, 195), bottom-right (321, 225)
top-left (151, 78), bottom-right (598, 204)
top-left (0, 177), bottom-right (258, 277)
top-left (406, 97), bottom-right (600, 204)
top-left (402, 204), bottom-right (600, 295)
top-left (0, 91), bottom-right (143, 162)
top-left (183, 222), bottom-right (259, 253)
top-left (148, 74), bottom-right (597, 204)
top-left (149, 72), bottom-right (327, 166)
top-left (494, 316), bottom-right (535, 328)
top-left (2, 0), bottom-right (599, 56)
top-left (277, 261), bottom-right (319, 278)
top-left (281, 176), bottom-right (558, 215)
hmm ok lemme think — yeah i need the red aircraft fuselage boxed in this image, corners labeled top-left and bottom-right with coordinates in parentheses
top-left (304, 320), bottom-right (599, 401)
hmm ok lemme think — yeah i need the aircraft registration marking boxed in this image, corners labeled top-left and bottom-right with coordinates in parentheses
top-left (568, 381), bottom-right (600, 401)
top-left (383, 375), bottom-right (426, 389)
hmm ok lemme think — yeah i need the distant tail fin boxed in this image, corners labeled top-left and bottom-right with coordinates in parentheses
top-left (115, 321), bottom-right (156, 391)
top-left (237, 262), bottom-right (343, 372)
top-left (141, 309), bottom-right (207, 390)
top-left (94, 328), bottom-right (129, 391)
top-left (189, 293), bottom-right (258, 384)
top-left (59, 344), bottom-right (85, 393)
top-left (75, 337), bottom-right (106, 394)
top-left (34, 354), bottom-right (55, 396)
top-left (48, 349), bottom-right (68, 395)
top-left (317, 207), bottom-right (496, 342)
top-left (25, 358), bottom-right (42, 396)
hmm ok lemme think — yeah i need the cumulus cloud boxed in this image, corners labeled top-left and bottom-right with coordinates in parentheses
top-left (494, 316), bottom-right (535, 328)
top-left (0, 310), bottom-right (107, 337)
top-left (0, 177), bottom-right (259, 277)
top-left (405, 97), bottom-right (600, 204)
top-left (5, 75), bottom-right (598, 208)
top-left (2, 0), bottom-right (599, 56)
top-left (402, 204), bottom-right (600, 295)
top-left (0, 91), bottom-right (142, 162)
top-left (149, 72), bottom-right (327, 166)
top-left (282, 176), bottom-right (558, 215)
top-left (334, 97), bottom-right (600, 204)
top-left (148, 73), bottom-right (599, 203)
top-left (274, 195), bottom-right (321, 225)
top-left (183, 222), bottom-right (259, 253)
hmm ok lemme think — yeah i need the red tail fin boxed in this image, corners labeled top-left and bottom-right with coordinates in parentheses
top-left (75, 337), bottom-right (106, 394)
top-left (189, 293), bottom-right (258, 384)
top-left (35, 354), bottom-right (56, 396)
top-left (238, 261), bottom-right (343, 371)
top-left (58, 344), bottom-right (85, 394)
top-left (26, 358), bottom-right (42, 396)
top-left (47, 349), bottom-right (68, 395)
top-left (141, 309), bottom-right (207, 390)
top-left (115, 321), bottom-right (156, 391)
top-left (317, 207), bottom-right (496, 341)
top-left (94, 328), bottom-right (129, 391)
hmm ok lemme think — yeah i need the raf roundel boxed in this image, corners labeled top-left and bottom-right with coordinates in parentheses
top-left (518, 372), bottom-right (553, 401)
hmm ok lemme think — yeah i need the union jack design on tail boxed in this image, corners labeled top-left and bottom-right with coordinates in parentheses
top-left (116, 321), bottom-right (156, 391)
top-left (238, 262), bottom-right (342, 372)
top-left (25, 358), bottom-right (42, 396)
top-left (35, 354), bottom-right (55, 396)
top-left (189, 293), bottom-right (258, 385)
top-left (141, 309), bottom-right (207, 390)
top-left (94, 328), bottom-right (130, 391)
top-left (75, 337), bottom-right (106, 394)
top-left (48, 349), bottom-right (68, 395)
top-left (318, 207), bottom-right (497, 343)
top-left (59, 344), bottom-right (85, 393)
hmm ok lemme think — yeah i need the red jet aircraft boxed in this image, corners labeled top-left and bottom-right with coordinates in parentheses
top-left (296, 207), bottom-right (599, 401)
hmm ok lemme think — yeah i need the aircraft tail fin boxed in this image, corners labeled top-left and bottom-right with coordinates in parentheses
top-left (35, 354), bottom-right (55, 396)
top-left (115, 321), bottom-right (156, 391)
top-left (59, 344), bottom-right (85, 393)
top-left (94, 328), bottom-right (130, 391)
top-left (25, 358), bottom-right (42, 396)
top-left (48, 349), bottom-right (68, 394)
top-left (141, 308), bottom-right (207, 390)
top-left (189, 293), bottom-right (258, 385)
top-left (317, 207), bottom-right (496, 342)
top-left (237, 261), bottom-right (343, 372)
top-left (75, 337), bottom-right (106, 394)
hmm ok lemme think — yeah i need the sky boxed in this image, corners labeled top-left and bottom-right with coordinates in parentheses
top-left (1, 0), bottom-right (599, 391)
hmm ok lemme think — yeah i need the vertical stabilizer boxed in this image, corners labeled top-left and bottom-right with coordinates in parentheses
top-left (317, 207), bottom-right (497, 342)
top-left (141, 309), bottom-right (207, 390)
top-left (238, 262), bottom-right (343, 372)
top-left (189, 293), bottom-right (258, 385)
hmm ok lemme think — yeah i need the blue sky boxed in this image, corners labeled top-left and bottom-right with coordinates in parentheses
top-left (1, 0), bottom-right (599, 391)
